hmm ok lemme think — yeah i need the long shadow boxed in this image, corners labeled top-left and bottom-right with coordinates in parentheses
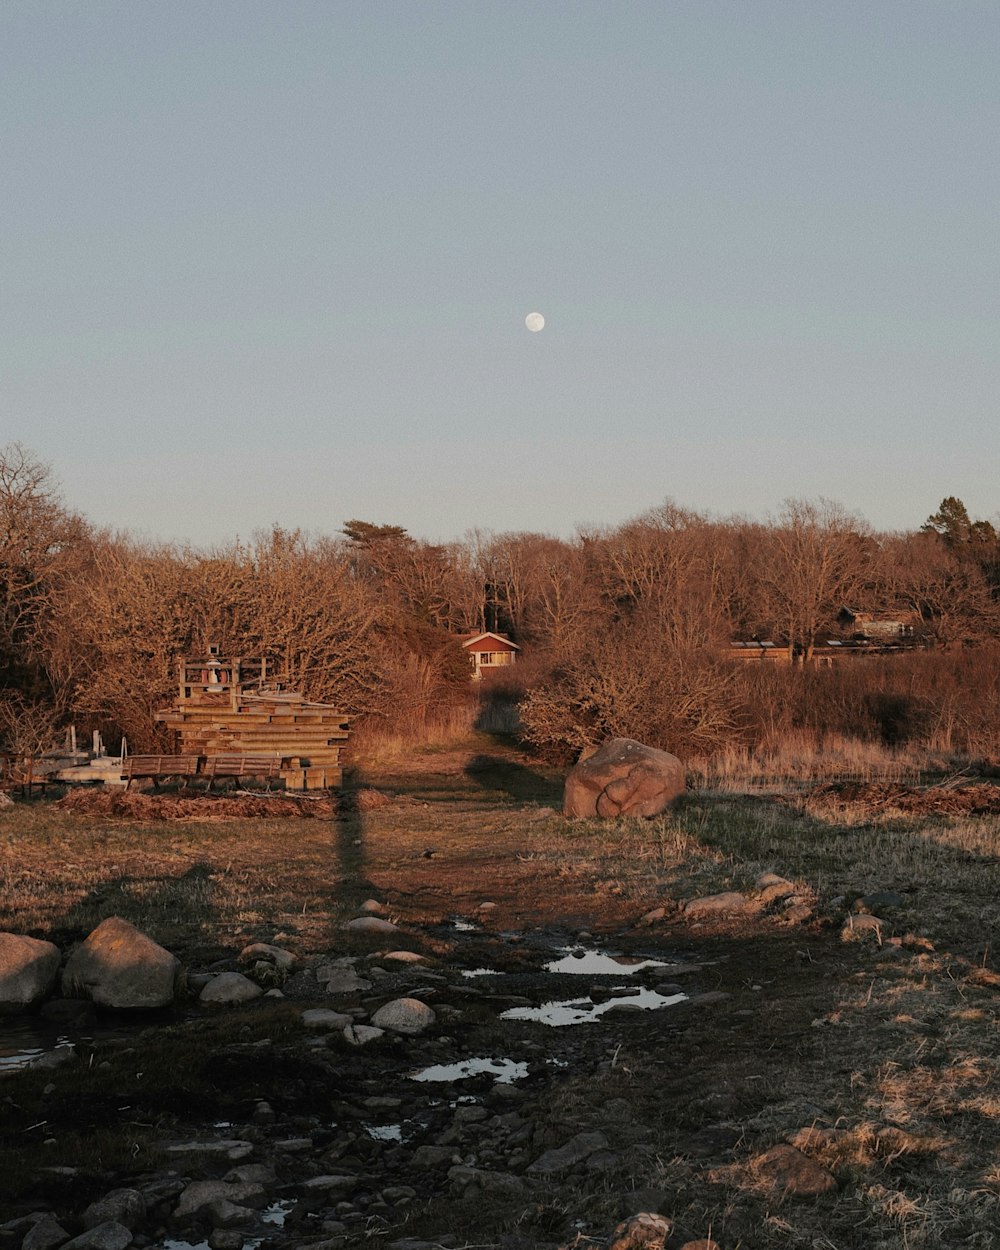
top-left (463, 753), bottom-right (563, 805)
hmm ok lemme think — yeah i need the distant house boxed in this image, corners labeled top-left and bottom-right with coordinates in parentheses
top-left (726, 640), bottom-right (792, 664)
top-left (460, 631), bottom-right (520, 680)
top-left (838, 608), bottom-right (917, 641)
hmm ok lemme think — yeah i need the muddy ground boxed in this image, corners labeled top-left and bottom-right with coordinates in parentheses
top-left (4, 743), bottom-right (1000, 1249)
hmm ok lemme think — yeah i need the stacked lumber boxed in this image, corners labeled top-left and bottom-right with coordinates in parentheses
top-left (156, 663), bottom-right (348, 791)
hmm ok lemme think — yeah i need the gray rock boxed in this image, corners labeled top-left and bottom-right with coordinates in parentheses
top-left (61, 918), bottom-right (179, 1009)
top-left (208, 1232), bottom-right (244, 1250)
top-left (61, 1223), bottom-right (133, 1250)
top-left (22, 1217), bottom-right (70, 1250)
top-left (410, 1145), bottom-right (456, 1169)
top-left (447, 1166), bottom-right (525, 1197)
top-left (82, 1190), bottom-right (145, 1231)
top-left (344, 1024), bottom-right (384, 1046)
top-left (301, 1008), bottom-right (353, 1030)
top-left (0, 933), bottom-right (61, 1006)
top-left (202, 1200), bottom-right (255, 1230)
top-left (563, 738), bottom-right (685, 819)
top-left (174, 1181), bottom-right (266, 1219)
top-left (199, 972), bottom-right (263, 1003)
top-left (528, 1130), bottom-right (610, 1173)
top-left (223, 1163), bottom-right (277, 1185)
top-left (298, 1175), bottom-right (357, 1194)
top-left (162, 1140), bottom-right (254, 1164)
top-left (315, 967), bottom-right (371, 994)
top-left (344, 917), bottom-right (398, 934)
top-left (370, 997), bottom-right (436, 1035)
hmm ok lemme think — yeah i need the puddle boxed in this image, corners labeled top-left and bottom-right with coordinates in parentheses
top-left (545, 948), bottom-right (671, 976)
top-left (0, 1020), bottom-right (80, 1073)
top-left (365, 1123), bottom-right (404, 1142)
top-left (410, 1057), bottom-right (529, 1084)
top-left (501, 987), bottom-right (687, 1026)
top-left (261, 1199), bottom-right (296, 1225)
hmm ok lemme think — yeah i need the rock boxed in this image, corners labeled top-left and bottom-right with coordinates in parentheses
top-left (0, 932), bottom-right (61, 1006)
top-left (607, 1212), bottom-right (673, 1250)
top-left (239, 942), bottom-right (295, 970)
top-left (635, 906), bottom-right (667, 927)
top-left (29, 1045), bottom-right (77, 1069)
top-left (223, 1163), bottom-right (276, 1185)
top-left (162, 1140), bottom-right (255, 1164)
top-left (377, 951), bottom-right (427, 964)
top-left (854, 891), bottom-right (906, 914)
top-left (750, 1144), bottom-right (837, 1197)
top-left (81, 1190), bottom-right (145, 1231)
top-left (841, 914), bottom-right (886, 942)
top-left (344, 1024), bottom-right (385, 1046)
top-left (315, 966), bottom-right (371, 994)
top-left (174, 1181), bottom-right (266, 1219)
top-left (410, 1145), bottom-right (456, 1170)
top-left (298, 1175), bottom-right (357, 1195)
top-left (61, 918), bottom-right (180, 1009)
top-left (684, 892), bottom-right (756, 919)
top-left (360, 899), bottom-right (388, 914)
top-left (370, 997), bottom-right (436, 1035)
top-left (301, 1008), bottom-right (353, 1030)
top-left (39, 999), bottom-right (98, 1027)
top-left (527, 1130), bottom-right (609, 1173)
top-left (679, 1241), bottom-right (720, 1250)
top-left (22, 1217), bottom-right (70, 1250)
top-left (756, 876), bottom-right (796, 907)
top-left (344, 917), bottom-right (398, 934)
top-left (563, 738), bottom-right (685, 819)
top-left (0, 792), bottom-right (12, 808)
top-left (202, 1200), bottom-right (255, 1230)
top-left (446, 1166), bottom-right (525, 1197)
top-left (208, 1233), bottom-right (244, 1250)
top-left (199, 972), bottom-right (263, 1003)
top-left (61, 1223), bottom-right (133, 1250)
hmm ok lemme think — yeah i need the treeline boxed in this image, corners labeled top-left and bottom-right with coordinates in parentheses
top-left (1, 442), bottom-right (999, 763)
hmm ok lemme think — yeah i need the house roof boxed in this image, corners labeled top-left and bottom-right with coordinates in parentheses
top-left (460, 632), bottom-right (520, 653)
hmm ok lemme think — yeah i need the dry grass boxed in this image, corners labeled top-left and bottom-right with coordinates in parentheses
top-left (687, 731), bottom-right (963, 791)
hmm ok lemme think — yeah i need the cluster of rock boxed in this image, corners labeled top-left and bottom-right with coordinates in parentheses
top-left (0, 899), bottom-right (741, 1250)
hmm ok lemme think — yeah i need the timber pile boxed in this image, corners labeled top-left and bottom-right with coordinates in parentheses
top-left (155, 654), bottom-right (349, 791)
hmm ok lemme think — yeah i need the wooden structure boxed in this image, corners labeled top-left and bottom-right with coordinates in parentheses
top-left (460, 631), bottom-right (520, 680)
top-left (155, 651), bottom-right (348, 790)
top-left (123, 754), bottom-right (200, 790)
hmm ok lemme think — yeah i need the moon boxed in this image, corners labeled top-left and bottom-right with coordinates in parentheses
top-left (525, 311), bottom-right (545, 332)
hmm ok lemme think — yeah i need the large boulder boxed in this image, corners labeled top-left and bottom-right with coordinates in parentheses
top-left (62, 916), bottom-right (180, 1008)
top-left (0, 932), bottom-right (61, 1006)
top-left (563, 738), bottom-right (685, 819)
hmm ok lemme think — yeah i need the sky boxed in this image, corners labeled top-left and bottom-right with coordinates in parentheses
top-left (2, 1), bottom-right (998, 546)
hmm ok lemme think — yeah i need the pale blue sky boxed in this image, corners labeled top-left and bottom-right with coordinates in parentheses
top-left (3, 1), bottom-right (997, 543)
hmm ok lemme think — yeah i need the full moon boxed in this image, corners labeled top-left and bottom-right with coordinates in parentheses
top-left (525, 311), bottom-right (545, 332)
